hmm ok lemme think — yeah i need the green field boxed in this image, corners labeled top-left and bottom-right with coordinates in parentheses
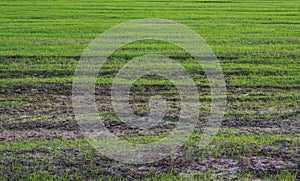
top-left (0, 0), bottom-right (299, 180)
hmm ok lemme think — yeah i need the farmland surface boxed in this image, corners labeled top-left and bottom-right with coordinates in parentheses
top-left (0, 0), bottom-right (299, 180)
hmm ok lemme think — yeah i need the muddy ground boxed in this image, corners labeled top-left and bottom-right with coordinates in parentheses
top-left (0, 84), bottom-right (299, 180)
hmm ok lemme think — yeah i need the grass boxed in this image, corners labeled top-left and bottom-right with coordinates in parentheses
top-left (0, 0), bottom-right (299, 180)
